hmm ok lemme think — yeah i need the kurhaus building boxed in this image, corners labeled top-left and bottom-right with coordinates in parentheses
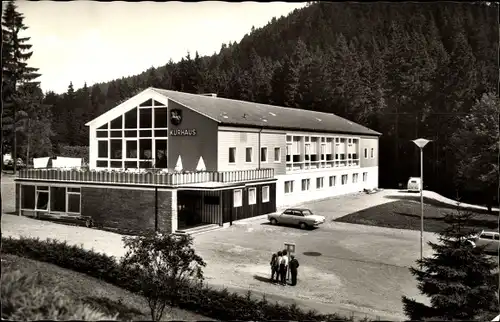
top-left (15, 88), bottom-right (380, 234)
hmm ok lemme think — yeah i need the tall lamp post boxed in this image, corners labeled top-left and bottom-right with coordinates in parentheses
top-left (412, 138), bottom-right (431, 264)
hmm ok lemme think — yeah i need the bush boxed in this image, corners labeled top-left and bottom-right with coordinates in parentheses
top-left (121, 232), bottom-right (206, 321)
top-left (1, 270), bottom-right (117, 320)
top-left (1, 236), bottom-right (351, 321)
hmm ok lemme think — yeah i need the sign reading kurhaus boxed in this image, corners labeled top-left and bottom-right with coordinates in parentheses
top-left (169, 129), bottom-right (197, 136)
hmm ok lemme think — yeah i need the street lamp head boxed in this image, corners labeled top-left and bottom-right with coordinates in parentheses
top-left (412, 138), bottom-right (431, 149)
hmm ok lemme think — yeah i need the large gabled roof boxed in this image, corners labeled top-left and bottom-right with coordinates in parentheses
top-left (152, 88), bottom-right (381, 136)
top-left (87, 87), bottom-right (381, 136)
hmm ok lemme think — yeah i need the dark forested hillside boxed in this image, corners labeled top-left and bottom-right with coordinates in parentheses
top-left (41, 2), bottom-right (500, 205)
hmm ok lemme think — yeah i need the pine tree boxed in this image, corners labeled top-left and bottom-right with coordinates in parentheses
top-left (451, 93), bottom-right (499, 212)
top-left (2, 1), bottom-right (41, 173)
top-left (402, 206), bottom-right (498, 320)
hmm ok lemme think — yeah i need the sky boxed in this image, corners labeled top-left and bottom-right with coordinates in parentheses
top-left (10, 1), bottom-right (307, 94)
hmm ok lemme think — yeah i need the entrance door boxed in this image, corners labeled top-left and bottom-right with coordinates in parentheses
top-left (177, 191), bottom-right (203, 230)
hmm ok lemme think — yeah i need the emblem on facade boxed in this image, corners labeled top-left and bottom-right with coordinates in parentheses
top-left (170, 109), bottom-right (182, 126)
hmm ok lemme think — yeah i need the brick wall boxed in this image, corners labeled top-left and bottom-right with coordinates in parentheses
top-left (81, 186), bottom-right (175, 235)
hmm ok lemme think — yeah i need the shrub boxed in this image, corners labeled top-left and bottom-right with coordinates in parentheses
top-left (1, 236), bottom-right (350, 321)
top-left (1, 270), bottom-right (117, 320)
top-left (121, 232), bottom-right (206, 321)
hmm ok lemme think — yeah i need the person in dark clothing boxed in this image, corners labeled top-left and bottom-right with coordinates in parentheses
top-left (276, 251), bottom-right (283, 282)
top-left (270, 253), bottom-right (279, 282)
top-left (280, 250), bottom-right (288, 285)
top-left (289, 255), bottom-right (300, 286)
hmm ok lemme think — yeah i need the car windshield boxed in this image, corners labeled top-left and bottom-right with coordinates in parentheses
top-left (302, 210), bottom-right (313, 216)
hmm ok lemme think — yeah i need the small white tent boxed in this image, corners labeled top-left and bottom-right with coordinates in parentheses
top-left (174, 155), bottom-right (183, 172)
top-left (196, 156), bottom-right (206, 171)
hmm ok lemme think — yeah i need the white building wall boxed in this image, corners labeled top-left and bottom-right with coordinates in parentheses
top-left (275, 166), bottom-right (379, 208)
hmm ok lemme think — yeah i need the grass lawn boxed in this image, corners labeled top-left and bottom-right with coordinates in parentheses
top-left (1, 254), bottom-right (212, 321)
top-left (335, 199), bottom-right (498, 233)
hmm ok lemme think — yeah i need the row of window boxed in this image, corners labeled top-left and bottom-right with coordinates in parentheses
top-left (97, 100), bottom-right (167, 131)
top-left (233, 186), bottom-right (270, 207)
top-left (363, 148), bottom-right (375, 159)
top-left (229, 147), bottom-right (281, 164)
top-left (96, 138), bottom-right (168, 169)
top-left (284, 172), bottom-right (368, 194)
top-left (20, 185), bottom-right (81, 214)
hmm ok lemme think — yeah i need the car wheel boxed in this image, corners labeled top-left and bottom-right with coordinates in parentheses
top-left (299, 222), bottom-right (308, 230)
top-left (270, 218), bottom-right (277, 225)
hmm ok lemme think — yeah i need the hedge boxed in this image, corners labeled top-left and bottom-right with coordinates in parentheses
top-left (1, 269), bottom-right (117, 320)
top-left (1, 236), bottom-right (355, 321)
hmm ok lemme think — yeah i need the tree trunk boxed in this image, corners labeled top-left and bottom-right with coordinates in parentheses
top-left (26, 118), bottom-right (31, 167)
top-left (13, 103), bottom-right (17, 175)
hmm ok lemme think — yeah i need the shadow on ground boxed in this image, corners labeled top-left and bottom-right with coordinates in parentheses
top-left (253, 274), bottom-right (277, 284)
top-left (385, 194), bottom-right (496, 215)
top-left (335, 200), bottom-right (498, 234)
top-left (260, 222), bottom-right (320, 231)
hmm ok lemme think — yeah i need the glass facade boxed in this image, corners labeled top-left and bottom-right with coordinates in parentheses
top-left (95, 100), bottom-right (168, 169)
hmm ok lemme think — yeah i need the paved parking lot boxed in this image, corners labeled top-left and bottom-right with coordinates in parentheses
top-left (1, 183), bottom-right (439, 321)
top-left (192, 196), bottom-right (437, 320)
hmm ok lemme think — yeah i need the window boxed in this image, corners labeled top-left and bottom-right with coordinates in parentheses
top-left (364, 148), bottom-right (368, 159)
top-left (353, 173), bottom-right (359, 183)
top-left (155, 139), bottom-right (168, 168)
top-left (126, 141), bottom-right (138, 158)
top-left (262, 186), bottom-right (270, 203)
top-left (139, 108), bottom-right (153, 128)
top-left (301, 179), bottom-right (310, 191)
top-left (329, 176), bottom-right (336, 187)
top-left (139, 139), bottom-right (152, 159)
top-left (110, 115), bottom-right (122, 129)
top-left (341, 175), bottom-right (348, 185)
top-left (305, 143), bottom-right (311, 161)
top-left (110, 139), bottom-right (122, 159)
top-left (321, 144), bottom-right (326, 160)
top-left (316, 177), bottom-right (324, 189)
top-left (285, 181), bottom-right (294, 194)
top-left (125, 108), bottom-right (137, 128)
top-left (363, 172), bottom-right (368, 182)
top-left (50, 187), bottom-right (66, 212)
top-left (274, 147), bottom-right (281, 162)
top-left (261, 147), bottom-right (268, 162)
top-left (229, 147), bottom-right (236, 164)
top-left (36, 186), bottom-right (49, 210)
top-left (248, 187), bottom-right (257, 205)
top-left (286, 144), bottom-right (292, 162)
top-left (21, 185), bottom-right (35, 209)
top-left (233, 189), bottom-right (242, 207)
top-left (154, 108), bottom-right (168, 128)
top-left (98, 140), bottom-right (108, 158)
top-left (245, 147), bottom-right (253, 163)
top-left (370, 148), bottom-right (374, 158)
top-left (67, 188), bottom-right (81, 213)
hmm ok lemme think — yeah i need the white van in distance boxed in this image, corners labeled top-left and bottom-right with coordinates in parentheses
top-left (407, 177), bottom-right (422, 192)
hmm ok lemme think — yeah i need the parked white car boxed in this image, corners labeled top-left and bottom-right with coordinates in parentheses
top-left (268, 208), bottom-right (326, 229)
top-left (469, 230), bottom-right (499, 253)
top-left (407, 177), bottom-right (421, 192)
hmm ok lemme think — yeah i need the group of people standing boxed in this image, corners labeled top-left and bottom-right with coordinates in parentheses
top-left (270, 250), bottom-right (300, 286)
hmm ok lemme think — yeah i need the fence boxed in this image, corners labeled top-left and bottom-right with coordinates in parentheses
top-left (17, 168), bottom-right (275, 186)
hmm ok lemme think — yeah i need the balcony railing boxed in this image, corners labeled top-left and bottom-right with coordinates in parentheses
top-left (17, 168), bottom-right (275, 186)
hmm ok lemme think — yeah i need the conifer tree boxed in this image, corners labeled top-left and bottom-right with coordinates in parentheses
top-left (402, 206), bottom-right (498, 320)
top-left (2, 1), bottom-right (41, 173)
